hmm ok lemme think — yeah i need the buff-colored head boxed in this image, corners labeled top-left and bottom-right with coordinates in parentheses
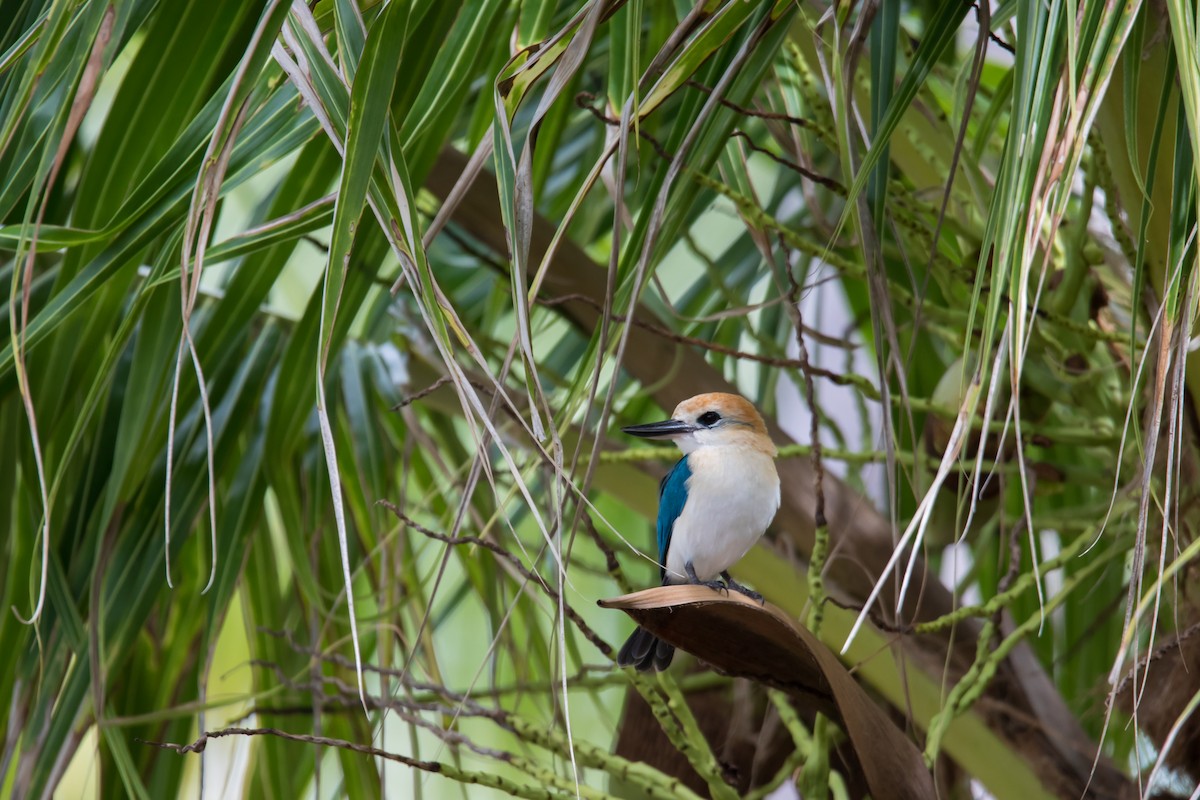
top-left (623, 392), bottom-right (776, 456)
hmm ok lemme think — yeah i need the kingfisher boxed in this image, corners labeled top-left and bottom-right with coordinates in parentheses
top-left (616, 392), bottom-right (781, 671)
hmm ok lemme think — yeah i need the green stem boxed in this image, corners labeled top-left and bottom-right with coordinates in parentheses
top-left (641, 672), bottom-right (739, 800)
top-left (913, 526), bottom-right (1130, 635)
top-left (924, 538), bottom-right (1127, 762)
top-left (503, 711), bottom-right (704, 800)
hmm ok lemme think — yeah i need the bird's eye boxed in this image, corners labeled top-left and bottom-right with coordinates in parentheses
top-left (698, 411), bottom-right (721, 427)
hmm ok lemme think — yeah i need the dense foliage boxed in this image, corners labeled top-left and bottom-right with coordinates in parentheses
top-left (2, 0), bottom-right (1199, 797)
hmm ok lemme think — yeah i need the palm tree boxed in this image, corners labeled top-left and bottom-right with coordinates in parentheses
top-left (1, 0), bottom-right (1196, 797)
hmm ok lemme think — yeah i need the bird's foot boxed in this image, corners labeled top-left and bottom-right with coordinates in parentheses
top-left (721, 571), bottom-right (763, 604)
top-left (685, 562), bottom-right (729, 595)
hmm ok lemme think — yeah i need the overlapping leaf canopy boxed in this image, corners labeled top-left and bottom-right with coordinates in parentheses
top-left (1, 1), bottom-right (1198, 798)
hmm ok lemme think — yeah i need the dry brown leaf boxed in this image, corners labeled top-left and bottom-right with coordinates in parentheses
top-left (601, 586), bottom-right (935, 800)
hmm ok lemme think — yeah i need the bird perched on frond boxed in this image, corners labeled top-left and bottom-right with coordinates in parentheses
top-left (617, 392), bottom-right (780, 671)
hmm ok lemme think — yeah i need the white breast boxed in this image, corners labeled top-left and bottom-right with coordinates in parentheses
top-left (663, 448), bottom-right (780, 583)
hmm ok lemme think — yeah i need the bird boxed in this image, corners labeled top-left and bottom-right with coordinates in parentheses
top-left (616, 392), bottom-right (781, 671)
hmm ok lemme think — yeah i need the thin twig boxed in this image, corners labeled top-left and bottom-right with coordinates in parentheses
top-left (575, 92), bottom-right (675, 161)
top-left (537, 293), bottom-right (867, 390)
top-left (138, 727), bottom-right (601, 800)
top-left (582, 513), bottom-right (632, 594)
top-left (729, 130), bottom-right (844, 192)
top-left (684, 78), bottom-right (818, 128)
top-left (1113, 620), bottom-right (1200, 695)
top-left (378, 501), bottom-right (615, 658)
top-left (784, 263), bottom-right (829, 636)
top-left (391, 375), bottom-right (495, 410)
top-left (392, 375), bottom-right (455, 409)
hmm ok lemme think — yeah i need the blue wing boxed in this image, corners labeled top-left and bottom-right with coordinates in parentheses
top-left (656, 456), bottom-right (691, 582)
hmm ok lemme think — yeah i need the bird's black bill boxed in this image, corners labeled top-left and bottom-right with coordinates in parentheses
top-left (622, 419), bottom-right (694, 438)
